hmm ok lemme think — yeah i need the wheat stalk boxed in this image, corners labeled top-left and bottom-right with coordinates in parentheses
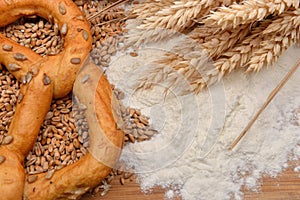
top-left (135, 10), bottom-right (298, 94)
top-left (126, 0), bottom-right (237, 46)
top-left (133, 19), bottom-right (269, 94)
top-left (203, 0), bottom-right (299, 30)
top-left (130, 3), bottom-right (300, 95)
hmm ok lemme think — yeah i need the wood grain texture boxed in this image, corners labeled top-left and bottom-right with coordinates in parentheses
top-left (81, 161), bottom-right (300, 200)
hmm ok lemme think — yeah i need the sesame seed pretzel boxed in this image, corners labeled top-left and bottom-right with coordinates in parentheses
top-left (0, 0), bottom-right (124, 199)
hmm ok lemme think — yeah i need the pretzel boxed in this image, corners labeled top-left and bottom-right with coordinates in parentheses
top-left (0, 0), bottom-right (124, 199)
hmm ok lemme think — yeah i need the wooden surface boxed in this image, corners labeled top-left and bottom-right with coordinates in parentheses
top-left (81, 161), bottom-right (300, 200)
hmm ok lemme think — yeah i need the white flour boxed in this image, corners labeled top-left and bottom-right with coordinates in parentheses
top-left (106, 40), bottom-right (300, 199)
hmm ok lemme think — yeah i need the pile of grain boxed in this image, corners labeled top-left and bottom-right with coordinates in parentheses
top-left (1, 18), bottom-right (63, 56)
top-left (0, 0), bottom-right (157, 197)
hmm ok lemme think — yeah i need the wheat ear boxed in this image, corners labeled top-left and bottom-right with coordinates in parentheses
top-left (203, 0), bottom-right (299, 30)
top-left (247, 8), bottom-right (300, 72)
top-left (213, 19), bottom-right (273, 79)
top-left (131, 0), bottom-right (174, 20)
top-left (134, 37), bottom-right (219, 95)
top-left (126, 0), bottom-right (236, 46)
top-left (139, 0), bottom-right (216, 32)
top-left (194, 24), bottom-right (251, 59)
top-left (134, 19), bottom-right (271, 94)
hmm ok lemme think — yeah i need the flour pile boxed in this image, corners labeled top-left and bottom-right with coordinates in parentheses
top-left (106, 39), bottom-right (300, 199)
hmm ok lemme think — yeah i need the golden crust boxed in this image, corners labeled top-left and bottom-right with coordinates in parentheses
top-left (0, 0), bottom-right (124, 199)
top-left (24, 61), bottom-right (124, 200)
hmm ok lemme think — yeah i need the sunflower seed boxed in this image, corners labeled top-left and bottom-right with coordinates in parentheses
top-left (0, 155), bottom-right (6, 164)
top-left (21, 75), bottom-right (27, 84)
top-left (59, 2), bottom-right (67, 15)
top-left (61, 23), bottom-right (68, 35)
top-left (31, 68), bottom-right (39, 76)
top-left (48, 14), bottom-right (54, 24)
top-left (82, 30), bottom-right (89, 41)
top-left (27, 175), bottom-right (38, 183)
top-left (70, 58), bottom-right (81, 64)
top-left (14, 53), bottom-right (27, 61)
top-left (26, 72), bottom-right (33, 83)
top-left (2, 44), bottom-right (13, 51)
top-left (2, 135), bottom-right (13, 145)
top-left (81, 74), bottom-right (89, 83)
top-left (18, 93), bottom-right (24, 103)
top-left (76, 15), bottom-right (84, 21)
top-left (43, 74), bottom-right (51, 85)
top-left (45, 169), bottom-right (55, 179)
top-left (7, 63), bottom-right (21, 72)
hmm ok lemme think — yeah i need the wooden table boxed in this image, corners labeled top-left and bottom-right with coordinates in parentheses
top-left (82, 161), bottom-right (300, 200)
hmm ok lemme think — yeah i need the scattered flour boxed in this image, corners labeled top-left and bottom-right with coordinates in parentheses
top-left (106, 38), bottom-right (300, 199)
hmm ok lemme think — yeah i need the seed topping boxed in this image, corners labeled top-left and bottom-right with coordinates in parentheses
top-left (2, 44), bottom-right (13, 51)
top-left (21, 75), bottom-right (27, 85)
top-left (81, 74), bottom-right (89, 83)
top-left (26, 72), bottom-right (33, 84)
top-left (14, 53), bottom-right (27, 61)
top-left (59, 2), bottom-right (67, 15)
top-left (0, 155), bottom-right (5, 164)
top-left (7, 63), bottom-right (21, 72)
top-left (18, 93), bottom-right (24, 103)
top-left (45, 169), bottom-right (55, 179)
top-left (31, 68), bottom-right (39, 76)
top-left (43, 74), bottom-right (51, 85)
top-left (82, 30), bottom-right (89, 41)
top-left (61, 23), bottom-right (68, 35)
top-left (2, 135), bottom-right (13, 145)
top-left (70, 58), bottom-right (81, 64)
top-left (76, 15), bottom-right (84, 21)
top-left (27, 175), bottom-right (38, 183)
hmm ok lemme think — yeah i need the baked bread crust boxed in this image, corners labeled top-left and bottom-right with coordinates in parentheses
top-left (0, 0), bottom-right (124, 199)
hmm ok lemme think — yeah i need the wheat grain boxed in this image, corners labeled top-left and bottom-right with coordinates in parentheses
top-left (203, 0), bottom-right (299, 30)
